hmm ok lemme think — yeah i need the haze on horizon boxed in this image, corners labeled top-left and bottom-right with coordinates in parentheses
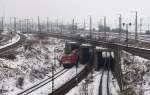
top-left (0, 0), bottom-right (150, 27)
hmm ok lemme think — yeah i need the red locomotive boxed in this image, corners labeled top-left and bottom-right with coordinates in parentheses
top-left (60, 49), bottom-right (79, 68)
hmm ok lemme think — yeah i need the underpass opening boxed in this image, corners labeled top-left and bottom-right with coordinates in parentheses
top-left (94, 46), bottom-right (114, 71)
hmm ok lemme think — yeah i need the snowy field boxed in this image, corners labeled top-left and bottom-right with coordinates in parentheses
top-left (0, 35), bottom-right (66, 95)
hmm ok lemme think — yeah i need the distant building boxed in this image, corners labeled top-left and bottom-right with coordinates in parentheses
top-left (98, 25), bottom-right (111, 32)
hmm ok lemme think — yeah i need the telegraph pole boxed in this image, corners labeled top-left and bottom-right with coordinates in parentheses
top-left (72, 18), bottom-right (75, 33)
top-left (25, 19), bottom-right (30, 33)
top-left (56, 19), bottom-right (59, 32)
top-left (51, 23), bottom-right (53, 32)
top-left (104, 16), bottom-right (106, 41)
top-left (38, 16), bottom-right (41, 32)
top-left (140, 18), bottom-right (143, 35)
top-left (126, 25), bottom-right (129, 45)
top-left (14, 17), bottom-right (16, 32)
top-left (119, 15), bottom-right (122, 40)
top-left (148, 24), bottom-right (150, 32)
top-left (135, 11), bottom-right (138, 41)
top-left (47, 17), bottom-right (49, 32)
top-left (60, 23), bottom-right (63, 33)
top-left (98, 18), bottom-right (102, 40)
top-left (52, 47), bottom-right (56, 93)
top-left (9, 17), bottom-right (12, 31)
top-left (84, 19), bottom-right (86, 30)
top-left (31, 18), bottom-right (34, 32)
top-left (89, 16), bottom-right (92, 39)
top-left (19, 20), bottom-right (21, 32)
top-left (1, 17), bottom-right (4, 32)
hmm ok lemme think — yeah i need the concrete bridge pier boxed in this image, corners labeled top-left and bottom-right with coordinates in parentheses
top-left (113, 48), bottom-right (123, 91)
top-left (94, 47), bottom-right (105, 71)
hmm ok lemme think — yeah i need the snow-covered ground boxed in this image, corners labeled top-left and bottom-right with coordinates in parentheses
top-left (0, 36), bottom-right (66, 95)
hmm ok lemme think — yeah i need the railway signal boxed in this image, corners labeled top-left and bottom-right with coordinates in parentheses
top-left (118, 15), bottom-right (122, 41)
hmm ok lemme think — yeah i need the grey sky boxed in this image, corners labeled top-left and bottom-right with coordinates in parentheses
top-left (0, 0), bottom-right (150, 26)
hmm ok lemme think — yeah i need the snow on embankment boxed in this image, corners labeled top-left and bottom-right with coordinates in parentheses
top-left (29, 65), bottom-right (85, 95)
top-left (121, 51), bottom-right (150, 95)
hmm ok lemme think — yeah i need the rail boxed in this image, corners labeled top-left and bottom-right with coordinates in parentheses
top-left (98, 56), bottom-right (111, 95)
top-left (17, 68), bottom-right (69, 95)
top-left (49, 64), bottom-right (93, 95)
top-left (0, 33), bottom-right (26, 55)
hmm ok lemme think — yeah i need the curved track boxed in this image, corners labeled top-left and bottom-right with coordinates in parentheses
top-left (0, 33), bottom-right (26, 55)
top-left (0, 33), bottom-right (15, 46)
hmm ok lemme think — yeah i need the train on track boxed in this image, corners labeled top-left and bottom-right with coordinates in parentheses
top-left (60, 49), bottom-right (79, 68)
top-left (60, 41), bottom-right (81, 68)
top-left (60, 41), bottom-right (109, 69)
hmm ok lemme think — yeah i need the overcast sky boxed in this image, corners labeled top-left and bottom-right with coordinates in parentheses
top-left (0, 0), bottom-right (150, 27)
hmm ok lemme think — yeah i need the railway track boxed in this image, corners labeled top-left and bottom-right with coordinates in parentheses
top-left (0, 34), bottom-right (13, 46)
top-left (99, 56), bottom-right (110, 95)
top-left (49, 64), bottom-right (93, 95)
top-left (0, 33), bottom-right (26, 55)
top-left (17, 68), bottom-right (69, 95)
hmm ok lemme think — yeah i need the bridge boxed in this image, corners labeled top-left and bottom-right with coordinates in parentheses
top-left (26, 32), bottom-right (150, 60)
